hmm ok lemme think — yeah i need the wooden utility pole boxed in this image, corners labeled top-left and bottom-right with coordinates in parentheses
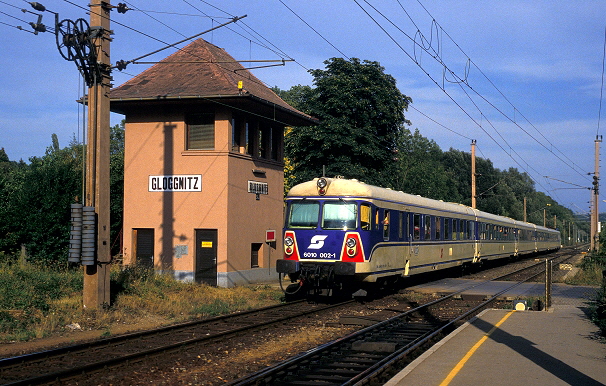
top-left (471, 140), bottom-right (477, 209)
top-left (83, 0), bottom-right (112, 309)
top-left (591, 136), bottom-right (602, 252)
top-left (523, 197), bottom-right (527, 222)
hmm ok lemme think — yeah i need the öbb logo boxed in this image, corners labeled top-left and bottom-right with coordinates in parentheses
top-left (308, 235), bottom-right (328, 250)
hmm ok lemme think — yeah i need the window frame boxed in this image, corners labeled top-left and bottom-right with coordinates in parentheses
top-left (186, 113), bottom-right (215, 150)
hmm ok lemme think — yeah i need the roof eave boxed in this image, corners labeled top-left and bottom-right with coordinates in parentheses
top-left (109, 93), bottom-right (319, 126)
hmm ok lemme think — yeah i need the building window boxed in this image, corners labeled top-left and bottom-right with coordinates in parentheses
top-left (258, 126), bottom-right (266, 158)
top-left (231, 117), bottom-right (241, 152)
top-left (251, 243), bottom-right (262, 268)
top-left (270, 126), bottom-right (278, 160)
top-left (245, 122), bottom-right (251, 155)
top-left (186, 113), bottom-right (214, 150)
top-left (133, 228), bottom-right (154, 267)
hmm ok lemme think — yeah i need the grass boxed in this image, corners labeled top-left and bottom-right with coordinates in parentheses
top-left (0, 262), bottom-right (284, 343)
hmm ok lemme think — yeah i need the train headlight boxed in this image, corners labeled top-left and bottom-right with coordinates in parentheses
top-left (346, 237), bottom-right (357, 248)
top-left (317, 177), bottom-right (328, 195)
top-left (284, 236), bottom-right (294, 247)
top-left (346, 237), bottom-right (357, 257)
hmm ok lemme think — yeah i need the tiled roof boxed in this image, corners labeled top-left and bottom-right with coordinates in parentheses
top-left (110, 39), bottom-right (315, 124)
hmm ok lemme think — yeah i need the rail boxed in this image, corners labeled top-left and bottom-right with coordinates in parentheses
top-left (0, 299), bottom-right (354, 385)
top-left (228, 250), bottom-right (574, 385)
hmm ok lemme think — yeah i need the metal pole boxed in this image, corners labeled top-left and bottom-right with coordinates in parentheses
top-left (471, 140), bottom-right (477, 209)
top-left (545, 259), bottom-right (552, 311)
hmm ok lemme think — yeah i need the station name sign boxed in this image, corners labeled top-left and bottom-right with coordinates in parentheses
top-left (248, 180), bottom-right (268, 195)
top-left (149, 175), bottom-right (202, 192)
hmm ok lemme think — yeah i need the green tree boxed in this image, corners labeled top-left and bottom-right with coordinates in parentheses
top-left (283, 58), bottom-right (412, 188)
top-left (0, 124), bottom-right (125, 265)
top-left (11, 137), bottom-right (83, 266)
top-left (395, 129), bottom-right (457, 200)
top-left (109, 121), bottom-right (125, 256)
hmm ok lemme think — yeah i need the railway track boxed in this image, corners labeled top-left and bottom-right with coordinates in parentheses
top-left (228, 250), bottom-right (575, 385)
top-left (0, 248), bottom-right (580, 385)
top-left (0, 299), bottom-right (354, 385)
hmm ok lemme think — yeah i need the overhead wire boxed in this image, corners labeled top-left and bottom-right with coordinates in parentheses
top-left (409, 105), bottom-right (472, 141)
top-left (114, 1), bottom-right (307, 125)
top-left (352, 0), bottom-right (584, 192)
top-left (353, 0), bottom-right (574, 201)
top-left (411, 0), bottom-right (588, 180)
top-left (278, 0), bottom-right (350, 62)
top-left (272, 0), bottom-right (547, 196)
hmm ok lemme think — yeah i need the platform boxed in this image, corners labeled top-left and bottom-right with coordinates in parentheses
top-left (406, 277), bottom-right (594, 301)
top-left (387, 283), bottom-right (605, 385)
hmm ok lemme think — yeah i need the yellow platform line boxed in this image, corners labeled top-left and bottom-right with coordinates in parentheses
top-left (439, 310), bottom-right (516, 386)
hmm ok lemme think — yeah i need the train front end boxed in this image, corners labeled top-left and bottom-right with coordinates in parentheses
top-left (277, 178), bottom-right (369, 295)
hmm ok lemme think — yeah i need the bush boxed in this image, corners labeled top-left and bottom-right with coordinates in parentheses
top-left (583, 252), bottom-right (606, 336)
top-left (0, 263), bottom-right (82, 338)
top-left (590, 284), bottom-right (606, 336)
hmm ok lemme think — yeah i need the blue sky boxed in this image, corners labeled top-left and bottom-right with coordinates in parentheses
top-left (1, 1), bottom-right (605, 214)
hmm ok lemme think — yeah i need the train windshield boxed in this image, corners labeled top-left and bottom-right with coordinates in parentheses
top-left (287, 200), bottom-right (320, 228)
top-left (322, 201), bottom-right (357, 230)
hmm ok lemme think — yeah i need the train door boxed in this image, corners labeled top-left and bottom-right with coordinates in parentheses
top-left (514, 228), bottom-right (519, 255)
top-left (195, 229), bottom-right (218, 285)
top-left (399, 211), bottom-right (412, 276)
top-left (471, 220), bottom-right (481, 262)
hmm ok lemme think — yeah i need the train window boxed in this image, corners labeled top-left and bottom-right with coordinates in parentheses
top-left (435, 217), bottom-right (442, 240)
top-left (322, 201), bottom-right (357, 230)
top-left (461, 220), bottom-right (467, 240)
top-left (287, 200), bottom-right (320, 229)
top-left (383, 210), bottom-right (390, 240)
top-left (360, 204), bottom-right (372, 231)
top-left (444, 218), bottom-right (451, 240)
top-left (424, 215), bottom-right (431, 240)
top-left (398, 212), bottom-right (404, 240)
top-left (468, 221), bottom-right (475, 240)
top-left (413, 214), bottom-right (421, 240)
top-left (452, 219), bottom-right (458, 240)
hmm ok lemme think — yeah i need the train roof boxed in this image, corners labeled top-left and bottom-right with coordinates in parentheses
top-left (287, 178), bottom-right (558, 234)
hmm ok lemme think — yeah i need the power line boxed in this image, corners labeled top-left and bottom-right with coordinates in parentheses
top-left (278, 0), bottom-right (349, 62)
top-left (353, 0), bottom-right (587, 196)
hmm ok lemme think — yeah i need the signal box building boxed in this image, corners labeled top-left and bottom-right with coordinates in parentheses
top-left (110, 39), bottom-right (315, 286)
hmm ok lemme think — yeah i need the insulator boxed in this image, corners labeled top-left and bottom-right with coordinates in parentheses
top-left (117, 3), bottom-right (129, 13)
top-left (80, 206), bottom-right (96, 265)
top-left (69, 204), bottom-right (82, 263)
top-left (29, 2), bottom-right (46, 12)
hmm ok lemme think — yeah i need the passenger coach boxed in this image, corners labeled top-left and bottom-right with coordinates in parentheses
top-left (277, 177), bottom-right (561, 294)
